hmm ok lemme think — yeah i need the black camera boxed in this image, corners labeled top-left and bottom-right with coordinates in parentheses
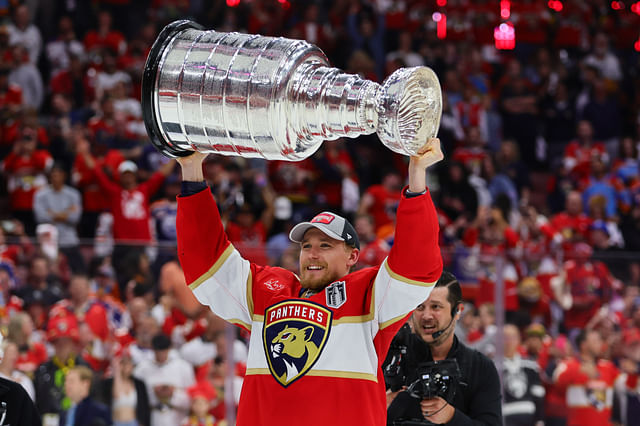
top-left (383, 341), bottom-right (408, 392)
top-left (406, 359), bottom-right (461, 401)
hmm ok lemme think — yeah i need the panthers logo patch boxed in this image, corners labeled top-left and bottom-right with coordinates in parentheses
top-left (263, 300), bottom-right (332, 387)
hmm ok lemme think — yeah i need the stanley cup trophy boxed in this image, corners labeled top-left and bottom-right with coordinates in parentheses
top-left (142, 20), bottom-right (442, 160)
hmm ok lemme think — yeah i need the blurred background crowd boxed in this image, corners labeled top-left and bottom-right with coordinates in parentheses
top-left (0, 0), bottom-right (639, 425)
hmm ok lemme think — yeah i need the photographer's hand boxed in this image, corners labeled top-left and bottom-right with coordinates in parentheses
top-left (421, 396), bottom-right (455, 424)
top-left (385, 386), bottom-right (406, 408)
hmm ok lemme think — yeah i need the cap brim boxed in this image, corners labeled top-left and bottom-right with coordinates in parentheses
top-left (289, 222), bottom-right (344, 244)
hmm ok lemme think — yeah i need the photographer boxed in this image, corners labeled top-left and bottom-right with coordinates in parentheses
top-left (384, 271), bottom-right (502, 425)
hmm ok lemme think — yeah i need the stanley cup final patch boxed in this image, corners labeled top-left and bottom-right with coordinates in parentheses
top-left (263, 300), bottom-right (333, 387)
top-left (325, 280), bottom-right (347, 308)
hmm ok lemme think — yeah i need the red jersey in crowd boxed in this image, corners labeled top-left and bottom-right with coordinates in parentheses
top-left (83, 29), bottom-right (126, 55)
top-left (15, 341), bottom-right (48, 376)
top-left (550, 212), bottom-right (592, 244)
top-left (362, 184), bottom-right (401, 231)
top-left (73, 149), bottom-right (125, 213)
top-left (563, 141), bottom-right (607, 183)
top-left (554, 357), bottom-right (619, 426)
top-left (0, 83), bottom-right (22, 111)
top-left (357, 238), bottom-right (390, 269)
top-left (1, 149), bottom-right (53, 210)
top-left (226, 220), bottom-right (269, 265)
top-left (94, 167), bottom-right (165, 242)
top-left (563, 260), bottom-right (616, 330)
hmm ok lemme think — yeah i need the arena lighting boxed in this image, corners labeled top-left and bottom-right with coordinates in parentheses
top-left (437, 0), bottom-right (447, 6)
top-left (635, 37), bottom-right (640, 51)
top-left (548, 0), bottom-right (563, 12)
top-left (226, 0), bottom-right (240, 7)
top-left (501, 0), bottom-right (511, 19)
top-left (494, 22), bottom-right (515, 50)
top-left (611, 1), bottom-right (624, 10)
top-left (632, 1), bottom-right (640, 14)
top-left (432, 12), bottom-right (447, 39)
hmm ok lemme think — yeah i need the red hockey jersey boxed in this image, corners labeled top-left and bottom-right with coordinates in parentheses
top-left (177, 187), bottom-right (442, 426)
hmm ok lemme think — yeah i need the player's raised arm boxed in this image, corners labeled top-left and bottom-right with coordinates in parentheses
top-left (375, 137), bottom-right (444, 327)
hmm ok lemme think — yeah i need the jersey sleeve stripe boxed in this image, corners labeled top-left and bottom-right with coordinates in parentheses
top-left (188, 244), bottom-right (235, 290)
top-left (228, 318), bottom-right (252, 331)
top-left (379, 312), bottom-right (410, 330)
top-left (246, 270), bottom-right (254, 317)
top-left (384, 261), bottom-right (437, 287)
top-left (333, 314), bottom-right (374, 325)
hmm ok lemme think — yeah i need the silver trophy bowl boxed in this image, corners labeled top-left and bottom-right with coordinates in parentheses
top-left (142, 20), bottom-right (442, 160)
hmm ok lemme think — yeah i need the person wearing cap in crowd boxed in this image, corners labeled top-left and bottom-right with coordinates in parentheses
top-left (76, 137), bottom-right (175, 295)
top-left (60, 365), bottom-right (111, 426)
top-left (175, 137), bottom-right (444, 425)
top-left (133, 333), bottom-right (195, 426)
top-left (49, 274), bottom-right (110, 371)
top-left (98, 344), bottom-right (151, 426)
top-left (33, 313), bottom-right (90, 424)
top-left (181, 381), bottom-right (225, 426)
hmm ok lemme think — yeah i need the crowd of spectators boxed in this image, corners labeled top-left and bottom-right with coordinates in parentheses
top-left (0, 0), bottom-right (639, 424)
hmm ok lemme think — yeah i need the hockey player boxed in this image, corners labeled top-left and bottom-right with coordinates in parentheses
top-left (175, 137), bottom-right (444, 426)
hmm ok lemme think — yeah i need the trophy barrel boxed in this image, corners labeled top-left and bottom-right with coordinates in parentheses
top-left (142, 20), bottom-right (202, 158)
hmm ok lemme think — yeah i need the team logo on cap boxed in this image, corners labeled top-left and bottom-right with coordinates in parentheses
top-left (311, 213), bottom-right (335, 224)
top-left (263, 300), bottom-right (332, 387)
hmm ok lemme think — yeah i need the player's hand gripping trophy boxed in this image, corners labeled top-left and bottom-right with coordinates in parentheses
top-left (142, 20), bottom-right (442, 160)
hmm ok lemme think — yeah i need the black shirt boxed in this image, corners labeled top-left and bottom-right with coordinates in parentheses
top-left (385, 324), bottom-right (502, 425)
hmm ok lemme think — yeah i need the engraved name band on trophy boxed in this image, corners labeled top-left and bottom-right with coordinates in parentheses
top-left (142, 20), bottom-right (442, 161)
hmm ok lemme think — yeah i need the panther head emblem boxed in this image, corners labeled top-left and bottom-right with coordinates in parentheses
top-left (270, 325), bottom-right (319, 383)
top-left (263, 300), bottom-right (332, 387)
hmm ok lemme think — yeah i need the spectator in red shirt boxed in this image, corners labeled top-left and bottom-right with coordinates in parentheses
top-left (552, 329), bottom-right (619, 426)
top-left (77, 137), bottom-right (174, 294)
top-left (72, 126), bottom-right (125, 238)
top-left (0, 125), bottom-right (53, 235)
top-left (557, 243), bottom-right (619, 334)
top-left (550, 190), bottom-right (592, 248)
top-left (353, 213), bottom-right (390, 269)
top-left (225, 184), bottom-right (275, 266)
top-left (357, 168), bottom-right (402, 232)
top-left (453, 125), bottom-right (489, 177)
top-left (50, 274), bottom-right (111, 372)
top-left (563, 120), bottom-right (608, 185)
top-left (83, 10), bottom-right (126, 56)
top-left (49, 52), bottom-right (95, 109)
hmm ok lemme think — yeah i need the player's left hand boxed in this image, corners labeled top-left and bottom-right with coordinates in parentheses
top-left (409, 137), bottom-right (444, 171)
top-left (420, 396), bottom-right (455, 424)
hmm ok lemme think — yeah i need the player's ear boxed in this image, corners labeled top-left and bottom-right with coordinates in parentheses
top-left (347, 247), bottom-right (359, 267)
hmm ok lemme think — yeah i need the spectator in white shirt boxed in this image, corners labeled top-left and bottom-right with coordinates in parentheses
top-left (7, 4), bottom-right (41, 64)
top-left (133, 333), bottom-right (195, 426)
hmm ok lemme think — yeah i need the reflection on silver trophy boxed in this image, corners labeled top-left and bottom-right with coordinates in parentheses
top-left (142, 20), bottom-right (442, 160)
